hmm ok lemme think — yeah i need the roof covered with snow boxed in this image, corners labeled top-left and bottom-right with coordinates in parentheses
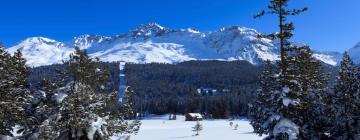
top-left (186, 113), bottom-right (203, 119)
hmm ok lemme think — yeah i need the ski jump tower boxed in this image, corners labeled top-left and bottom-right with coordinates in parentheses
top-left (118, 61), bottom-right (127, 102)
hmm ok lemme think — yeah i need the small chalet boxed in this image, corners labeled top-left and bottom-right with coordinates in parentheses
top-left (185, 113), bottom-right (203, 121)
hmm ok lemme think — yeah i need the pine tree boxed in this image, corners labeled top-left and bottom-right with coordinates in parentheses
top-left (328, 52), bottom-right (360, 139)
top-left (254, 3), bottom-right (308, 129)
top-left (67, 48), bottom-right (110, 91)
top-left (0, 45), bottom-right (31, 138)
top-left (32, 80), bottom-right (57, 122)
top-left (104, 86), bottom-right (141, 138)
top-left (37, 47), bottom-right (141, 139)
top-left (254, 0), bottom-right (307, 81)
top-left (192, 120), bottom-right (203, 136)
top-left (48, 48), bottom-right (108, 139)
top-left (293, 46), bottom-right (330, 139)
top-left (249, 60), bottom-right (280, 136)
top-left (252, 1), bottom-right (333, 139)
top-left (37, 120), bottom-right (52, 140)
top-left (34, 78), bottom-right (66, 139)
top-left (269, 46), bottom-right (329, 139)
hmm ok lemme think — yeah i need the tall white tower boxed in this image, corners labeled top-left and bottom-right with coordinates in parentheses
top-left (118, 61), bottom-right (126, 102)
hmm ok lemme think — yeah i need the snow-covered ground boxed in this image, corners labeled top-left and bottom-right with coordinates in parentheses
top-left (123, 115), bottom-right (265, 140)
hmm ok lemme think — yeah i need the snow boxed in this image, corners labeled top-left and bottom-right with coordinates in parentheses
top-left (11, 125), bottom-right (23, 137)
top-left (5, 23), bottom-right (341, 67)
top-left (90, 42), bottom-right (196, 64)
top-left (282, 86), bottom-right (290, 94)
top-left (55, 92), bottom-right (68, 103)
top-left (0, 125), bottom-right (24, 140)
top-left (349, 42), bottom-right (360, 64)
top-left (187, 113), bottom-right (203, 119)
top-left (181, 28), bottom-right (201, 34)
top-left (0, 135), bottom-right (13, 140)
top-left (88, 117), bottom-right (107, 140)
top-left (261, 114), bottom-right (280, 129)
top-left (283, 98), bottom-right (292, 107)
top-left (119, 115), bottom-right (265, 140)
top-left (273, 118), bottom-right (299, 140)
top-left (282, 97), bottom-right (299, 107)
top-left (7, 37), bottom-right (74, 67)
top-left (313, 53), bottom-right (338, 66)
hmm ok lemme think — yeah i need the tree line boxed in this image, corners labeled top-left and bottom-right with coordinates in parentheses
top-left (30, 60), bottom-right (261, 119)
top-left (126, 61), bottom-right (260, 118)
top-left (28, 59), bottom-right (337, 120)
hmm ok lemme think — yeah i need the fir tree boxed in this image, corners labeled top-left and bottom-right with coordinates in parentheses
top-left (0, 45), bottom-right (31, 138)
top-left (249, 60), bottom-right (280, 136)
top-left (254, 3), bottom-right (308, 128)
top-left (32, 79), bottom-right (58, 123)
top-left (50, 47), bottom-right (109, 139)
top-left (35, 79), bottom-right (66, 139)
top-left (328, 52), bottom-right (360, 139)
top-left (293, 46), bottom-right (330, 139)
top-left (103, 86), bottom-right (141, 138)
top-left (67, 48), bottom-right (110, 92)
top-left (254, 0), bottom-right (307, 80)
top-left (37, 47), bottom-right (141, 139)
top-left (252, 1), bottom-right (332, 139)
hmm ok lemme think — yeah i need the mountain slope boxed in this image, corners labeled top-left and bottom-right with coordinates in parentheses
top-left (349, 42), bottom-right (360, 64)
top-left (6, 23), bottom-right (340, 67)
top-left (7, 37), bottom-right (73, 67)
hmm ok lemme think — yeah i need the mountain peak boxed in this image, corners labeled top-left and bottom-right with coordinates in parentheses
top-left (15, 37), bottom-right (64, 49)
top-left (130, 23), bottom-right (171, 37)
top-left (137, 22), bottom-right (165, 30)
top-left (72, 34), bottom-right (112, 49)
top-left (219, 26), bottom-right (256, 33)
top-left (6, 37), bottom-right (71, 67)
top-left (22, 37), bottom-right (58, 44)
top-left (180, 28), bottom-right (201, 34)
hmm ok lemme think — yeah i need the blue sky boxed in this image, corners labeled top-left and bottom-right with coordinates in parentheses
top-left (0, 0), bottom-right (359, 52)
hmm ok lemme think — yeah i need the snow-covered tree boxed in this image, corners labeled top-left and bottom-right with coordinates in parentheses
top-left (192, 120), bottom-right (203, 136)
top-left (249, 60), bottom-right (280, 135)
top-left (45, 48), bottom-right (109, 139)
top-left (253, 3), bottom-right (308, 137)
top-left (103, 87), bottom-right (141, 138)
top-left (252, 1), bottom-right (333, 139)
top-left (36, 47), bottom-right (140, 139)
top-left (0, 45), bottom-right (31, 138)
top-left (328, 52), bottom-right (360, 139)
top-left (34, 79), bottom-right (60, 140)
top-left (266, 46), bottom-right (329, 139)
top-left (293, 46), bottom-right (330, 139)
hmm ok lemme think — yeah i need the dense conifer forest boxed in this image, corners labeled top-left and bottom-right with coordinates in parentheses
top-left (27, 60), bottom-right (338, 119)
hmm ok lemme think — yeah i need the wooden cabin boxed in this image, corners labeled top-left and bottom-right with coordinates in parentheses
top-left (185, 113), bottom-right (203, 121)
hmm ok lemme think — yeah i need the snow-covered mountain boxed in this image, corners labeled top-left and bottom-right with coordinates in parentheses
top-left (313, 51), bottom-right (342, 66)
top-left (7, 37), bottom-right (73, 67)
top-left (6, 23), bottom-right (341, 67)
top-left (349, 42), bottom-right (360, 64)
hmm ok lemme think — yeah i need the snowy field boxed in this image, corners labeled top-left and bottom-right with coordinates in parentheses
top-left (123, 115), bottom-right (265, 140)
